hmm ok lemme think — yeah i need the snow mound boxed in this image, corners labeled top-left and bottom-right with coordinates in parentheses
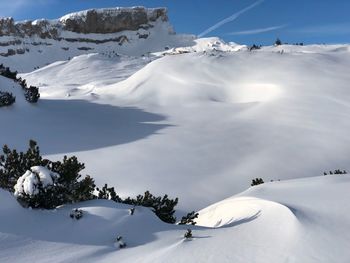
top-left (196, 196), bottom-right (295, 228)
top-left (156, 37), bottom-right (246, 55)
top-left (14, 166), bottom-right (59, 197)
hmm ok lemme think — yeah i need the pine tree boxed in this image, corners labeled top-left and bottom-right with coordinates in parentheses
top-left (275, 38), bottom-right (282, 46)
top-left (179, 211), bottom-right (199, 225)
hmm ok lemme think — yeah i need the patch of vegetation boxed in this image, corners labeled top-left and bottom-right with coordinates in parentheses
top-left (324, 169), bottom-right (347, 175)
top-left (0, 91), bottom-right (15, 107)
top-left (0, 64), bottom-right (40, 104)
top-left (179, 211), bottom-right (199, 225)
top-left (251, 178), bottom-right (264, 186)
top-left (0, 140), bottom-right (179, 224)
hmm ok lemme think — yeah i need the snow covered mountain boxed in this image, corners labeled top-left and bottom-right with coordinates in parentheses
top-left (0, 6), bottom-right (195, 72)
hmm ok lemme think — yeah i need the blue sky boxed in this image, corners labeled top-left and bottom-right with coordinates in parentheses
top-left (1, 0), bottom-right (350, 45)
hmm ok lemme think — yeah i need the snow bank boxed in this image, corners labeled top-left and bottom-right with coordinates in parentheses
top-left (1, 175), bottom-right (350, 262)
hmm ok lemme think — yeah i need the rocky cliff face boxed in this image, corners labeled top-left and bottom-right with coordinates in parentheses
top-left (0, 7), bottom-right (168, 38)
top-left (60, 7), bottom-right (168, 34)
top-left (0, 6), bottom-right (194, 72)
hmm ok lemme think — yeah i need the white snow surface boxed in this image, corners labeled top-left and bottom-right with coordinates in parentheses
top-left (14, 42), bottom-right (350, 211)
top-left (14, 166), bottom-right (59, 197)
top-left (1, 175), bottom-right (350, 262)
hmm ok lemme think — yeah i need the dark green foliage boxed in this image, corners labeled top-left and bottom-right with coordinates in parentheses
top-left (249, 44), bottom-right (261, 51)
top-left (0, 64), bottom-right (40, 103)
top-left (0, 64), bottom-right (17, 80)
top-left (184, 229), bottom-right (192, 239)
top-left (324, 169), bottom-right (347, 175)
top-left (1, 140), bottom-right (178, 223)
top-left (25, 86), bottom-right (40, 103)
top-left (0, 140), bottom-right (43, 190)
top-left (251, 178), bottom-right (264, 186)
top-left (96, 183), bottom-right (122, 202)
top-left (275, 38), bottom-right (282, 46)
top-left (123, 191), bottom-right (178, 224)
top-left (0, 140), bottom-right (95, 208)
top-left (0, 91), bottom-right (15, 107)
top-left (179, 211), bottom-right (199, 225)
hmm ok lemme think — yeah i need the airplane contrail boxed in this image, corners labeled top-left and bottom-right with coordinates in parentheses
top-left (228, 24), bottom-right (287, 35)
top-left (198, 0), bottom-right (264, 38)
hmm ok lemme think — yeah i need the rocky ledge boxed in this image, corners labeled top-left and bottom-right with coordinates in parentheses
top-left (0, 6), bottom-right (168, 38)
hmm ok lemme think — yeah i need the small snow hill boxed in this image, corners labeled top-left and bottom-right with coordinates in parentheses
top-left (0, 174), bottom-right (349, 262)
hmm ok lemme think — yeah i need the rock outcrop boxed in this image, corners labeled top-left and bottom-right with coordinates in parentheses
top-left (0, 7), bottom-right (168, 38)
top-left (60, 7), bottom-right (168, 34)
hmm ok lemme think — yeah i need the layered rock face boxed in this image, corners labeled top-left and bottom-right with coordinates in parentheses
top-left (61, 7), bottom-right (168, 34)
top-left (0, 7), bottom-right (168, 38)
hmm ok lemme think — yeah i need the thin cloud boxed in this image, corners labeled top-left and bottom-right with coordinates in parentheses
top-left (198, 0), bottom-right (264, 38)
top-left (228, 24), bottom-right (287, 35)
top-left (296, 23), bottom-right (350, 36)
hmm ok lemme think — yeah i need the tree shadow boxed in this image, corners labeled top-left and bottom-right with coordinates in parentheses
top-left (0, 99), bottom-right (171, 154)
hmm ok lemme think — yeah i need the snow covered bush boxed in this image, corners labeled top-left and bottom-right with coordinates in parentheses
top-left (0, 140), bottom-right (95, 208)
top-left (14, 166), bottom-right (60, 208)
top-left (184, 229), bottom-right (192, 239)
top-left (70, 208), bottom-right (83, 220)
top-left (0, 91), bottom-right (15, 107)
top-left (0, 140), bottom-right (43, 190)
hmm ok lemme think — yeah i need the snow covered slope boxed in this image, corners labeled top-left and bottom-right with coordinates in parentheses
top-left (1, 175), bottom-right (349, 262)
top-left (18, 43), bottom-right (350, 211)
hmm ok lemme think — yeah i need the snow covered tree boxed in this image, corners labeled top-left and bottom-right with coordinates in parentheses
top-left (0, 140), bottom-right (43, 190)
top-left (14, 166), bottom-right (60, 208)
top-left (0, 140), bottom-right (95, 208)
